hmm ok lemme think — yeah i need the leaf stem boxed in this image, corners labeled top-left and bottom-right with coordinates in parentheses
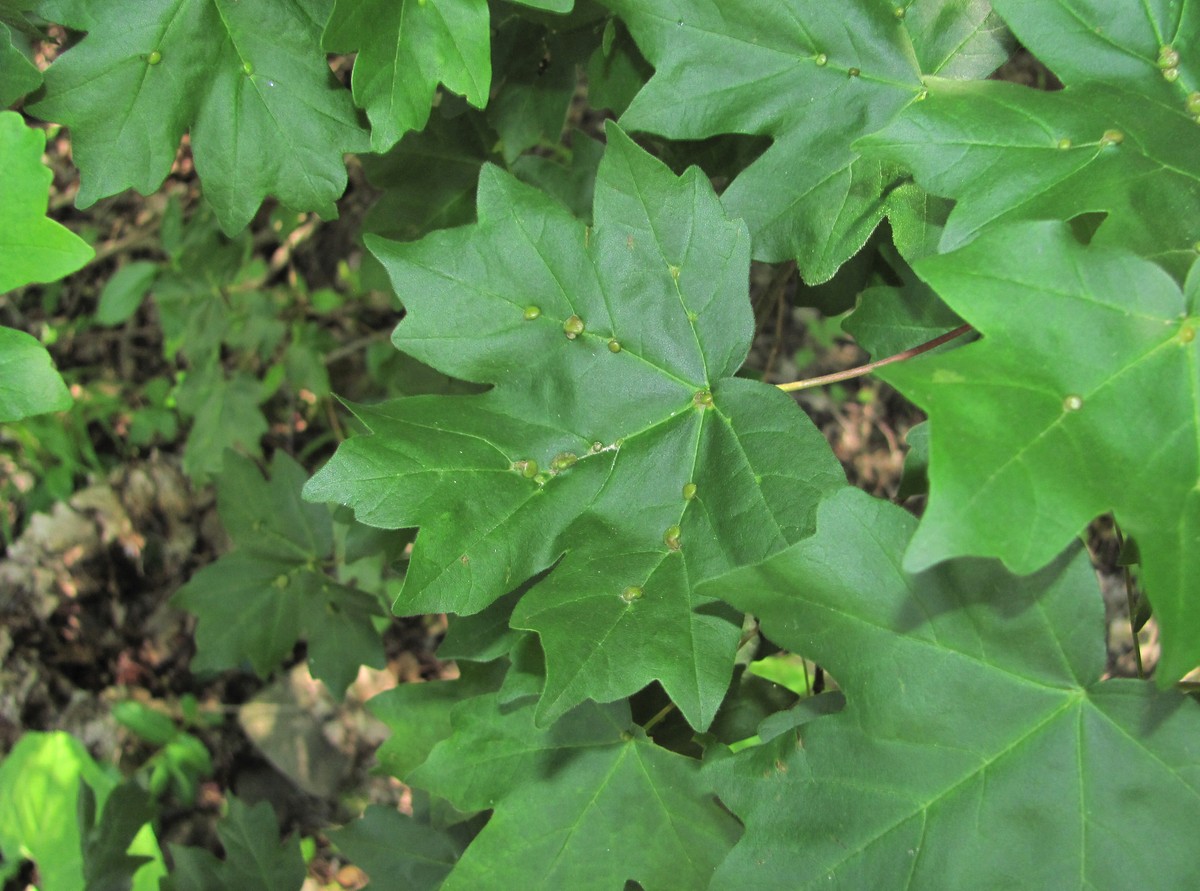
top-left (641, 703), bottom-right (676, 733)
top-left (775, 324), bottom-right (973, 393)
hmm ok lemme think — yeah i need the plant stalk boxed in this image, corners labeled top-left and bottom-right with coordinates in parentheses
top-left (776, 324), bottom-right (973, 393)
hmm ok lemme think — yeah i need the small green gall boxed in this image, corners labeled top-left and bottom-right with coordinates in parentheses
top-left (551, 452), bottom-right (578, 471)
top-left (682, 482), bottom-right (697, 501)
top-left (620, 585), bottom-right (644, 603)
top-left (563, 314), bottom-right (585, 338)
top-left (1100, 129), bottom-right (1124, 146)
top-left (848, 67), bottom-right (861, 78)
top-left (1062, 394), bottom-right (1083, 412)
top-left (591, 441), bottom-right (604, 453)
top-left (619, 730), bottom-right (634, 742)
top-left (693, 389), bottom-right (714, 408)
top-left (1158, 46), bottom-right (1180, 69)
top-left (894, 6), bottom-right (906, 18)
top-left (668, 264), bottom-right (681, 281)
top-left (1188, 93), bottom-right (1200, 116)
top-left (242, 61), bottom-right (254, 75)
top-left (664, 525), bottom-right (682, 550)
top-left (523, 305), bottom-right (541, 320)
top-left (608, 339), bottom-right (621, 353)
top-left (1163, 67), bottom-right (1180, 82)
top-left (915, 88), bottom-right (928, 101)
top-left (148, 50), bottom-right (163, 65)
top-left (1180, 325), bottom-right (1196, 344)
top-left (513, 459), bottom-right (539, 478)
top-left (1057, 137), bottom-right (1071, 150)
top-left (273, 574), bottom-right (289, 589)
top-left (814, 53), bottom-right (828, 66)
top-left (534, 473), bottom-right (550, 486)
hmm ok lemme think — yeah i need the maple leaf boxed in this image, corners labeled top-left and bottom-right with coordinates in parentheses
top-left (28, 0), bottom-right (369, 234)
top-left (409, 694), bottom-right (741, 890)
top-left (880, 220), bottom-right (1200, 681)
top-left (322, 0), bottom-right (578, 154)
top-left (175, 451), bottom-right (386, 694)
top-left (0, 22), bottom-right (39, 106)
top-left (165, 798), bottom-right (304, 891)
top-left (859, 0), bottom-right (1200, 278)
top-left (700, 487), bottom-right (1200, 888)
top-left (305, 123), bottom-right (845, 729)
top-left (604, 0), bottom-right (1011, 282)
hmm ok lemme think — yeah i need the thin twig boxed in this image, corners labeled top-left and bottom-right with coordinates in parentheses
top-left (776, 324), bottom-right (973, 393)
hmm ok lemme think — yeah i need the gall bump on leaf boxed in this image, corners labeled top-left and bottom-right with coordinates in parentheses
top-left (563, 315), bottom-right (585, 339)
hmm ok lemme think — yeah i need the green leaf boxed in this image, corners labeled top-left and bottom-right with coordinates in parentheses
top-left (0, 22), bottom-right (40, 105)
top-left (305, 123), bottom-right (845, 729)
top-left (988, 0), bottom-right (1195, 98)
top-left (329, 805), bottom-right (465, 891)
top-left (859, 78), bottom-right (1200, 278)
top-left (585, 16), bottom-right (651, 116)
top-left (165, 798), bottom-right (305, 891)
top-left (700, 487), bottom-right (1200, 888)
top-left (880, 222), bottom-right (1200, 680)
top-left (487, 14), bottom-right (591, 162)
top-left (179, 370), bottom-right (269, 481)
top-left (510, 129), bottom-right (604, 220)
top-left (95, 261), bottom-right (158, 325)
top-left (78, 781), bottom-right (156, 891)
top-left (28, 0), bottom-right (369, 233)
top-left (0, 325), bottom-right (71, 422)
top-left (410, 695), bottom-right (741, 890)
top-left (361, 111), bottom-right (497, 243)
top-left (605, 0), bottom-right (1007, 281)
top-left (0, 110), bottom-right (93, 292)
top-left (323, 0), bottom-right (490, 153)
top-left (0, 733), bottom-right (165, 891)
top-left (843, 279), bottom-right (963, 362)
top-left (369, 663), bottom-right (505, 781)
top-left (174, 452), bottom-right (385, 693)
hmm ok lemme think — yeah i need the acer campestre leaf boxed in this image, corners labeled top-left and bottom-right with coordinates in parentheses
top-left (323, 0), bottom-right (490, 153)
top-left (369, 662), bottom-right (505, 781)
top-left (305, 123), bottom-right (845, 730)
top-left (329, 805), bottom-right (466, 891)
top-left (409, 694), bottom-right (740, 890)
top-left (29, 0), bottom-right (368, 234)
top-left (362, 112), bottom-right (497, 243)
top-left (604, 0), bottom-right (1010, 282)
top-left (165, 798), bottom-right (304, 891)
top-left (174, 451), bottom-right (385, 694)
top-left (700, 487), bottom-right (1200, 889)
top-left (859, 1), bottom-right (1200, 277)
top-left (880, 221), bottom-right (1200, 681)
top-left (0, 22), bottom-right (39, 105)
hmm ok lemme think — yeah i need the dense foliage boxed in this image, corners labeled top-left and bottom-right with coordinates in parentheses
top-left (2, 0), bottom-right (1199, 888)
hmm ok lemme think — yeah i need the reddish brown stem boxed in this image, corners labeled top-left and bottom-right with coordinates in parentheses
top-left (776, 323), bottom-right (973, 393)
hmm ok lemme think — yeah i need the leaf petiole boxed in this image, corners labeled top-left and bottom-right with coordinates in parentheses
top-left (776, 324), bottom-right (973, 393)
